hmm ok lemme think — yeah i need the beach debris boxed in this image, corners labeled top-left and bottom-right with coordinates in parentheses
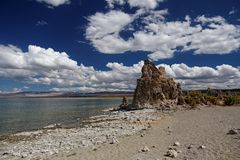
top-left (66, 152), bottom-right (77, 157)
top-left (165, 149), bottom-right (178, 158)
top-left (110, 137), bottom-right (119, 144)
top-left (168, 147), bottom-right (181, 153)
top-left (167, 126), bottom-right (173, 135)
top-left (152, 145), bottom-right (156, 148)
top-left (43, 123), bottom-right (62, 129)
top-left (148, 123), bottom-right (152, 128)
top-left (2, 152), bottom-right (9, 156)
top-left (141, 146), bottom-right (150, 152)
top-left (105, 134), bottom-right (112, 140)
top-left (228, 129), bottom-right (239, 135)
top-left (198, 145), bottom-right (206, 149)
top-left (81, 140), bottom-right (88, 146)
top-left (12, 152), bottom-right (21, 157)
top-left (173, 141), bottom-right (180, 146)
top-left (177, 150), bottom-right (182, 153)
top-left (187, 144), bottom-right (194, 149)
top-left (21, 153), bottom-right (28, 158)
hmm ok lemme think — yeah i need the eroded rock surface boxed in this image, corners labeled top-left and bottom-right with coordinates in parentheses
top-left (119, 96), bottom-right (132, 110)
top-left (132, 60), bottom-right (183, 109)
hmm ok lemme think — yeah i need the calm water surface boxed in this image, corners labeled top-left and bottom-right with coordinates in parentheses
top-left (0, 97), bottom-right (123, 135)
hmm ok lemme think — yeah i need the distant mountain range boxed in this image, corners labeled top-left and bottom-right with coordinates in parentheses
top-left (0, 91), bottom-right (134, 98)
top-left (1, 89), bottom-right (240, 98)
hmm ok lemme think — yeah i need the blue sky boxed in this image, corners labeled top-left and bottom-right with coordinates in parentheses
top-left (0, 0), bottom-right (239, 92)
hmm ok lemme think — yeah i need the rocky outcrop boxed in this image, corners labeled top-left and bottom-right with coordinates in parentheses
top-left (132, 60), bottom-right (183, 109)
top-left (119, 96), bottom-right (132, 110)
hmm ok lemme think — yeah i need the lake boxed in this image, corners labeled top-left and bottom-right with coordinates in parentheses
top-left (0, 97), bottom-right (124, 135)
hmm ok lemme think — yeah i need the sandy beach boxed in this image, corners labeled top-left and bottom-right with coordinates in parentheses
top-left (48, 106), bottom-right (240, 160)
top-left (1, 106), bottom-right (239, 160)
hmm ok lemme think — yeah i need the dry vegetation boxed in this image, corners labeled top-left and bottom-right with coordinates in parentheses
top-left (183, 88), bottom-right (240, 108)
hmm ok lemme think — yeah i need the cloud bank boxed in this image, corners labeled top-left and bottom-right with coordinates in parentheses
top-left (0, 44), bottom-right (240, 92)
top-left (86, 0), bottom-right (240, 61)
top-left (106, 0), bottom-right (164, 9)
top-left (35, 0), bottom-right (70, 7)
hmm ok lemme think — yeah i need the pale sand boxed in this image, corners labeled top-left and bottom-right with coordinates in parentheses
top-left (50, 106), bottom-right (240, 160)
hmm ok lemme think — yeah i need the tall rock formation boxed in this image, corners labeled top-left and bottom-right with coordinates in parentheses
top-left (132, 60), bottom-right (183, 109)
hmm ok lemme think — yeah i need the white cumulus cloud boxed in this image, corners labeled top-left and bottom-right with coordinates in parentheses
top-left (1, 45), bottom-right (240, 92)
top-left (86, 10), bottom-right (133, 40)
top-left (0, 44), bottom-right (78, 83)
top-left (86, 2), bottom-right (240, 61)
top-left (35, 0), bottom-right (70, 7)
top-left (0, 44), bottom-right (77, 70)
top-left (106, 0), bottom-right (164, 9)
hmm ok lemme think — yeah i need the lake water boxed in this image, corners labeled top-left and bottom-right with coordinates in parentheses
top-left (0, 97), bottom-right (123, 135)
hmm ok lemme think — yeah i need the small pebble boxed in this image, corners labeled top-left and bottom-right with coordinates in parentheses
top-left (110, 137), bottom-right (119, 144)
top-left (173, 141), bottom-right (180, 146)
top-left (177, 150), bottom-right (182, 153)
top-left (2, 152), bottom-right (9, 156)
top-left (141, 146), bottom-right (150, 152)
top-left (228, 129), bottom-right (238, 135)
top-left (187, 144), bottom-right (193, 149)
top-left (199, 145), bottom-right (206, 149)
top-left (21, 153), bottom-right (28, 158)
top-left (165, 149), bottom-right (178, 158)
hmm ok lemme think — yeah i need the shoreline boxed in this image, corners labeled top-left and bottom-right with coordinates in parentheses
top-left (0, 107), bottom-right (164, 159)
top-left (0, 95), bottom-right (134, 99)
top-left (1, 106), bottom-right (240, 160)
top-left (0, 97), bottom-right (130, 136)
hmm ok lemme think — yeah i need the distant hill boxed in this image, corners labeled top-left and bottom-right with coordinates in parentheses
top-left (182, 89), bottom-right (240, 96)
top-left (1, 89), bottom-right (240, 98)
top-left (0, 91), bottom-right (134, 98)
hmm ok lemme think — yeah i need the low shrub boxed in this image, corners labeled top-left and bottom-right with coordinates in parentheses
top-left (205, 96), bottom-right (218, 105)
top-left (224, 96), bottom-right (237, 106)
top-left (184, 96), bottom-right (197, 108)
top-left (184, 90), bottom-right (240, 107)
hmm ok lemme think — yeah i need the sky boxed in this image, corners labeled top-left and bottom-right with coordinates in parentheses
top-left (0, 0), bottom-right (239, 93)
